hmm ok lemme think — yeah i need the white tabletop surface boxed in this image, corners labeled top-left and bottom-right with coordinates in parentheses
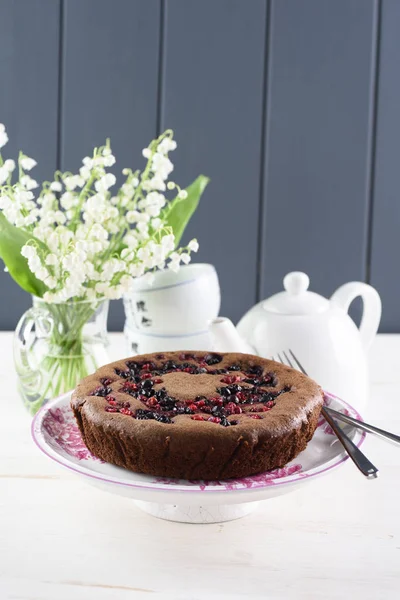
top-left (1, 332), bottom-right (399, 600)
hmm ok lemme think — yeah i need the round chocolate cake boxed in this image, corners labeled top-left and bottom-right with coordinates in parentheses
top-left (71, 351), bottom-right (323, 480)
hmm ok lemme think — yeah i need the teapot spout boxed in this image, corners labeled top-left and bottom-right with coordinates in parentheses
top-left (209, 317), bottom-right (257, 354)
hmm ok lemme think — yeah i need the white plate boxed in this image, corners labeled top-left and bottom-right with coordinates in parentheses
top-left (32, 391), bottom-right (365, 523)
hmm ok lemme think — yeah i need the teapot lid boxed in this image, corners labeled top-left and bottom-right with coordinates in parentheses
top-left (262, 272), bottom-right (329, 315)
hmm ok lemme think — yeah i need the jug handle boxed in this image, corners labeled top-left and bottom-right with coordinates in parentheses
top-left (13, 307), bottom-right (54, 389)
top-left (330, 282), bottom-right (381, 350)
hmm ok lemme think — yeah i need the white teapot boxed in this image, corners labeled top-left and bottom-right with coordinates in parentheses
top-left (209, 272), bottom-right (381, 412)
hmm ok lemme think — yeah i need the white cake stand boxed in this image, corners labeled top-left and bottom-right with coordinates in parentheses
top-left (32, 392), bottom-right (365, 523)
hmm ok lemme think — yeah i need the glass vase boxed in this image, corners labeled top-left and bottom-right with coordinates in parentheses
top-left (13, 297), bottom-right (109, 415)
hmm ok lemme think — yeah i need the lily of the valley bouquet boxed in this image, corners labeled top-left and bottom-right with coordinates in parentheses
top-left (0, 123), bottom-right (208, 413)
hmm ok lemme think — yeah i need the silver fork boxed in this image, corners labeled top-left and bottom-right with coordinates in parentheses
top-left (322, 406), bottom-right (400, 447)
top-left (272, 350), bottom-right (379, 479)
top-left (283, 351), bottom-right (400, 446)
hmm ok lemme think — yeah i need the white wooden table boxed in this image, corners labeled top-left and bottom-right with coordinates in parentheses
top-left (1, 332), bottom-right (399, 600)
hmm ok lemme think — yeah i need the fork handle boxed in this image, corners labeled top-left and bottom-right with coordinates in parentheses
top-left (321, 407), bottom-right (379, 479)
top-left (325, 406), bottom-right (400, 446)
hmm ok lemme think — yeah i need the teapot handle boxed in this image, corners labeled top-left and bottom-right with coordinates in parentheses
top-left (330, 282), bottom-right (381, 349)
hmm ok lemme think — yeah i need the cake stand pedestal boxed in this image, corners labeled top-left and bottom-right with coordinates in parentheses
top-left (133, 500), bottom-right (259, 523)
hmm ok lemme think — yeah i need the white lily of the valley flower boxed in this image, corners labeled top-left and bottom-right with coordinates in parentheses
top-left (145, 204), bottom-right (161, 217)
top-left (119, 274), bottom-right (134, 292)
top-left (128, 263), bottom-right (145, 277)
top-left (123, 232), bottom-right (139, 249)
top-left (120, 247), bottom-right (132, 260)
top-left (54, 211), bottom-right (66, 225)
top-left (93, 155), bottom-right (106, 167)
top-left (119, 196), bottom-right (130, 208)
top-left (168, 252), bottom-right (181, 273)
top-left (20, 156), bottom-right (37, 171)
top-left (188, 239), bottom-right (199, 252)
top-left (100, 258), bottom-right (125, 282)
top-left (44, 276), bottom-right (57, 289)
top-left (64, 175), bottom-right (84, 190)
top-left (90, 223), bottom-right (109, 241)
top-left (125, 210), bottom-right (140, 224)
top-left (94, 173), bottom-right (116, 193)
top-left (79, 165), bottom-right (91, 180)
top-left (180, 252), bottom-right (191, 265)
top-left (141, 180), bottom-right (153, 192)
top-left (0, 195), bottom-right (11, 209)
top-left (45, 253), bottom-right (58, 266)
top-left (148, 175), bottom-right (166, 191)
top-left (145, 191), bottom-right (166, 207)
top-left (137, 245), bottom-right (151, 263)
top-left (0, 167), bottom-right (9, 185)
top-left (149, 242), bottom-right (167, 264)
top-left (150, 217), bottom-right (162, 231)
top-left (20, 175), bottom-right (38, 190)
top-left (21, 245), bottom-right (37, 259)
top-left (178, 190), bottom-right (188, 200)
top-left (142, 148), bottom-right (151, 159)
top-left (14, 188), bottom-right (34, 202)
top-left (158, 137), bottom-right (177, 154)
top-left (36, 266), bottom-right (49, 280)
top-left (137, 221), bottom-right (149, 236)
top-left (103, 154), bottom-right (116, 167)
top-left (162, 234), bottom-right (176, 253)
top-left (50, 181), bottom-right (62, 192)
top-left (27, 254), bottom-right (41, 273)
top-left (60, 191), bottom-right (78, 210)
top-left (3, 159), bottom-right (15, 172)
top-left (82, 156), bottom-right (93, 168)
top-left (152, 153), bottom-right (173, 180)
top-left (121, 182), bottom-right (134, 198)
top-left (0, 124), bottom-right (8, 148)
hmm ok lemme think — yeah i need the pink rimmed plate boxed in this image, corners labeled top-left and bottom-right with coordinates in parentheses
top-left (32, 391), bottom-right (365, 523)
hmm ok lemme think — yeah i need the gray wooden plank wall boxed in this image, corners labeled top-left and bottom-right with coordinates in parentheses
top-left (370, 0), bottom-right (400, 333)
top-left (0, 0), bottom-right (398, 332)
top-left (0, 0), bottom-right (60, 325)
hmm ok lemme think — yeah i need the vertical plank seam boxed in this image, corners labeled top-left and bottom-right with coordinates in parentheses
top-left (365, 0), bottom-right (382, 283)
top-left (256, 0), bottom-right (272, 301)
top-left (156, 0), bottom-right (166, 136)
top-left (56, 0), bottom-right (64, 172)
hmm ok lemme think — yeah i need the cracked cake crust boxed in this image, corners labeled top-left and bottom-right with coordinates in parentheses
top-left (71, 351), bottom-right (324, 480)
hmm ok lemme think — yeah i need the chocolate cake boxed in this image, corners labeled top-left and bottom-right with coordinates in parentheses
top-left (71, 351), bottom-right (323, 480)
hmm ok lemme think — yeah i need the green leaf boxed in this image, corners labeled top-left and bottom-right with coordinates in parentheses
top-left (0, 213), bottom-right (47, 297)
top-left (164, 175), bottom-right (209, 247)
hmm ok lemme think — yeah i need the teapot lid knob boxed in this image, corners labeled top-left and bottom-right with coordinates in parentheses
top-left (283, 272), bottom-right (310, 295)
top-left (261, 270), bottom-right (329, 315)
